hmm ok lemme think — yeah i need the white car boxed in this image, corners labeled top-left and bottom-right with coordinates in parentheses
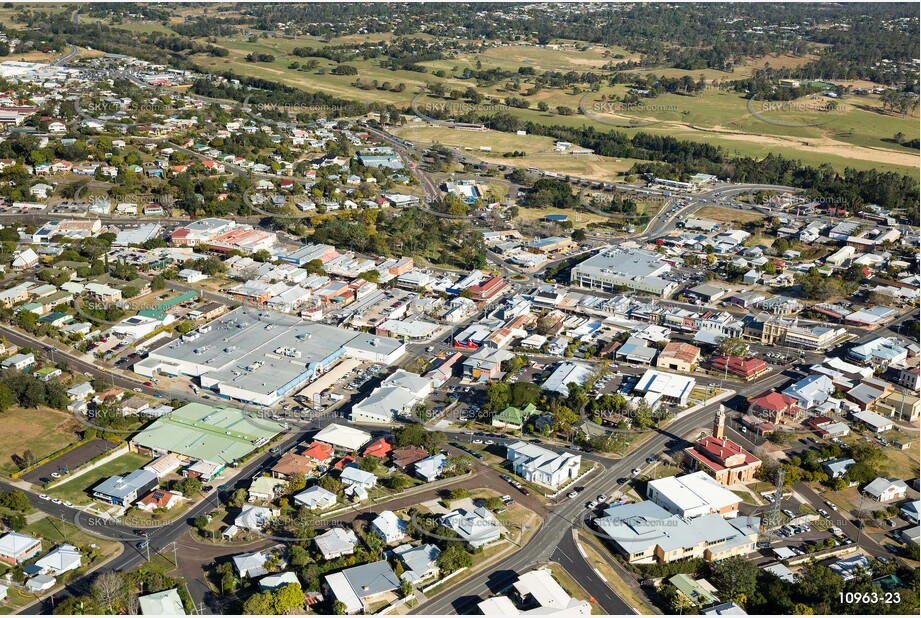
top-left (472, 439), bottom-right (483, 444)
top-left (586, 500), bottom-right (598, 509)
top-left (63, 501), bottom-right (73, 508)
top-left (567, 491), bottom-right (578, 499)
top-left (52, 499), bottom-right (62, 505)
top-left (51, 472), bottom-right (61, 478)
top-left (39, 494), bottom-right (50, 501)
top-left (631, 467), bottom-right (641, 475)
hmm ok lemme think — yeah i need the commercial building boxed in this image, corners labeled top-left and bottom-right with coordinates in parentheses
top-left (131, 402), bottom-right (284, 465)
top-left (656, 342), bottom-right (701, 373)
top-left (542, 361), bottom-right (593, 397)
top-left (748, 391), bottom-right (800, 424)
top-left (571, 246), bottom-right (677, 297)
top-left (135, 307), bottom-right (405, 406)
top-left (350, 370), bottom-right (432, 424)
top-left (594, 501), bottom-right (759, 564)
top-left (93, 469), bottom-right (160, 506)
top-left (647, 471), bottom-right (741, 518)
top-left (862, 477), bottom-right (908, 502)
top-left (634, 369), bottom-right (696, 407)
top-left (711, 356), bottom-right (769, 380)
top-left (848, 337), bottom-right (909, 368)
top-left (314, 424), bottom-right (371, 452)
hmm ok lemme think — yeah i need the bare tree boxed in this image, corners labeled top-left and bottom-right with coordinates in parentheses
top-left (92, 571), bottom-right (126, 614)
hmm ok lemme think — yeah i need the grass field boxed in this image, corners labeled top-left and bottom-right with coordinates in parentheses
top-left (694, 206), bottom-right (766, 225)
top-left (394, 125), bottom-right (640, 181)
top-left (48, 452), bottom-right (152, 505)
top-left (0, 407), bottom-right (80, 475)
top-left (186, 30), bottom-right (921, 177)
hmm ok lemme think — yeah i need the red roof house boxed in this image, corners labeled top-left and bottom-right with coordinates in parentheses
top-left (362, 437), bottom-right (393, 459)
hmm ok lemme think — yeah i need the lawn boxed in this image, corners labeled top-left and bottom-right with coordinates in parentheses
top-left (0, 406), bottom-right (80, 475)
top-left (25, 516), bottom-right (121, 556)
top-left (48, 452), bottom-right (152, 505)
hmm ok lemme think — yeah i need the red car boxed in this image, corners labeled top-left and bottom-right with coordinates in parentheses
top-left (143, 381), bottom-right (153, 387)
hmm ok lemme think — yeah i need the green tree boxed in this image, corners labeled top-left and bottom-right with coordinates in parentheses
top-left (485, 381), bottom-right (511, 413)
top-left (273, 583), bottom-right (304, 614)
top-left (243, 591), bottom-right (274, 615)
top-left (717, 337), bottom-right (749, 359)
top-left (711, 556), bottom-right (759, 605)
top-left (436, 544), bottom-right (473, 574)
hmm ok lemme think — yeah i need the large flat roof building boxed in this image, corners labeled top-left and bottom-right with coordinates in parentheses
top-left (647, 471), bottom-right (740, 518)
top-left (135, 307), bottom-right (405, 406)
top-left (130, 402), bottom-right (284, 465)
top-left (571, 246), bottom-right (677, 297)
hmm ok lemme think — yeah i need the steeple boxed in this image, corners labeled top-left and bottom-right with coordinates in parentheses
top-left (713, 404), bottom-right (726, 440)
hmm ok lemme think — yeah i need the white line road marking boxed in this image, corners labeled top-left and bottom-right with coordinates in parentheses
top-left (593, 567), bottom-right (608, 582)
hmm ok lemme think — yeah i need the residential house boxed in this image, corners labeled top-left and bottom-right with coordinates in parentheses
top-left (232, 551), bottom-right (269, 578)
top-left (248, 476), bottom-right (286, 502)
top-left (293, 486), bottom-right (338, 511)
top-left (33, 544), bottom-right (82, 576)
top-left (371, 511), bottom-right (408, 545)
top-left (440, 507), bottom-right (503, 549)
top-left (136, 490), bottom-right (185, 512)
top-left (324, 561), bottom-right (401, 614)
top-left (340, 466), bottom-right (378, 490)
top-left (413, 454), bottom-right (447, 482)
top-left (0, 532), bottom-right (42, 565)
top-left (138, 588), bottom-right (186, 616)
top-left (393, 543), bottom-right (441, 584)
top-left (314, 528), bottom-right (359, 560)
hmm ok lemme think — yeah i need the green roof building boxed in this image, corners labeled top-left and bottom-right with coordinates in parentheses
top-left (130, 402), bottom-right (284, 464)
top-left (492, 403), bottom-right (539, 429)
top-left (668, 574), bottom-right (720, 607)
